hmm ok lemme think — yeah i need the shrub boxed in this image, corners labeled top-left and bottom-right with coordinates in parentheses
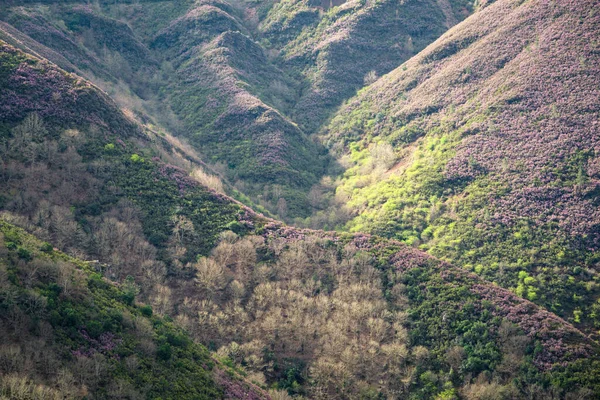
top-left (140, 305), bottom-right (153, 317)
top-left (17, 247), bottom-right (32, 261)
top-left (40, 242), bottom-right (53, 253)
top-left (157, 343), bottom-right (172, 361)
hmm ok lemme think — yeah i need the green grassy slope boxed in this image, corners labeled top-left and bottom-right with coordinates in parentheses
top-left (259, 0), bottom-right (477, 132)
top-left (319, 0), bottom-right (600, 335)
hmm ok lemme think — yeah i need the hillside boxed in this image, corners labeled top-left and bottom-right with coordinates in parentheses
top-left (2, 40), bottom-right (600, 398)
top-left (318, 0), bottom-right (600, 335)
top-left (0, 0), bottom-right (326, 218)
top-left (258, 0), bottom-right (476, 132)
top-left (0, 0), bottom-right (479, 219)
top-left (0, 220), bottom-right (270, 400)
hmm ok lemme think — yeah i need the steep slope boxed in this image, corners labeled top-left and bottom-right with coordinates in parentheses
top-left (0, 4), bottom-right (160, 98)
top-left (2, 41), bottom-right (600, 398)
top-left (259, 0), bottom-right (477, 132)
top-left (0, 39), bottom-right (244, 280)
top-left (0, 220), bottom-right (270, 399)
top-left (320, 0), bottom-right (600, 334)
top-left (0, 0), bottom-right (482, 220)
top-left (150, 1), bottom-right (327, 217)
top-left (0, 1), bottom-right (328, 218)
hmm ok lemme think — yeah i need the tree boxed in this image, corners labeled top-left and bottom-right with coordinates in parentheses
top-left (194, 258), bottom-right (225, 294)
top-left (172, 215), bottom-right (195, 244)
top-left (364, 70), bottom-right (378, 85)
top-left (10, 113), bottom-right (47, 166)
top-left (276, 198), bottom-right (288, 218)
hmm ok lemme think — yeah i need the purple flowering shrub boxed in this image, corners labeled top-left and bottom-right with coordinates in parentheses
top-left (157, 162), bottom-right (200, 193)
top-left (72, 330), bottom-right (122, 359)
top-left (213, 368), bottom-right (271, 400)
top-left (471, 283), bottom-right (592, 370)
top-left (0, 42), bottom-right (139, 136)
top-left (391, 250), bottom-right (600, 398)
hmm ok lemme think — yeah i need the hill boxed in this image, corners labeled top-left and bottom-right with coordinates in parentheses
top-left (258, 0), bottom-right (477, 132)
top-left (318, 0), bottom-right (600, 335)
top-left (0, 0), bottom-right (326, 218)
top-left (2, 40), bottom-right (600, 398)
top-left (0, 0), bottom-right (480, 219)
top-left (0, 220), bottom-right (270, 399)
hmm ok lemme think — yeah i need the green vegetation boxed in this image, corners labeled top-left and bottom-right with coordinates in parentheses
top-left (2, 0), bottom-right (600, 398)
top-left (0, 220), bottom-right (265, 399)
top-left (310, 0), bottom-right (600, 336)
top-left (0, 0), bottom-right (475, 221)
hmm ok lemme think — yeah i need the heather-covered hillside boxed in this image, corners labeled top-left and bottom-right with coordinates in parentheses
top-left (150, 0), bottom-right (328, 217)
top-left (2, 0), bottom-right (600, 396)
top-left (319, 0), bottom-right (600, 334)
top-left (2, 41), bottom-right (600, 398)
top-left (0, 0), bottom-right (325, 218)
top-left (259, 0), bottom-right (476, 132)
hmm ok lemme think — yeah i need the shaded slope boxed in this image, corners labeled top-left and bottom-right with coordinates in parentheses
top-left (259, 0), bottom-right (477, 132)
top-left (321, 0), bottom-right (600, 333)
top-left (1, 41), bottom-right (600, 398)
top-left (0, 4), bottom-right (160, 98)
top-left (150, 0), bottom-right (329, 217)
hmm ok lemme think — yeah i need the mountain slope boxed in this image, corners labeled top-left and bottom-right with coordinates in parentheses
top-left (259, 0), bottom-right (477, 132)
top-left (151, 1), bottom-right (328, 217)
top-left (0, 1), bottom-right (328, 218)
top-left (0, 0), bottom-right (481, 219)
top-left (0, 220), bottom-right (270, 400)
top-left (1, 40), bottom-right (600, 398)
top-left (320, 0), bottom-right (600, 334)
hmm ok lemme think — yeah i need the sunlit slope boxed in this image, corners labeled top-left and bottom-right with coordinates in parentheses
top-left (322, 0), bottom-right (600, 333)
